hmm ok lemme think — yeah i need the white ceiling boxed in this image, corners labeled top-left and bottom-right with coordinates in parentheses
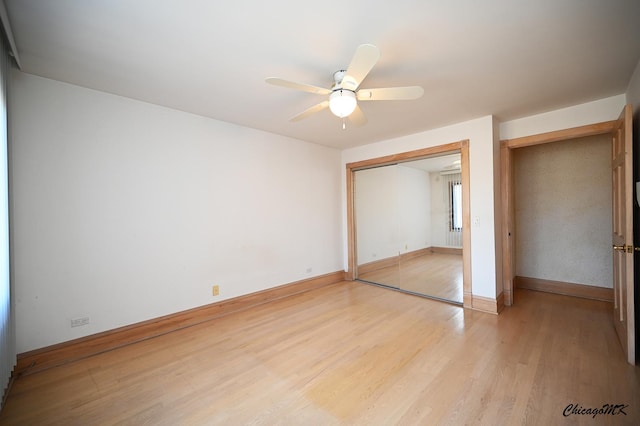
top-left (4, 1), bottom-right (640, 149)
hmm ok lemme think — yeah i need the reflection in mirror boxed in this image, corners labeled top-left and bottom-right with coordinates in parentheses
top-left (355, 153), bottom-right (463, 304)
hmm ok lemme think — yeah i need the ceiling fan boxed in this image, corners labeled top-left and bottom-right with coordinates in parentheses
top-left (266, 44), bottom-right (424, 127)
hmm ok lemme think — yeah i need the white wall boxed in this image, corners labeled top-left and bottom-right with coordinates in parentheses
top-left (343, 116), bottom-right (499, 299)
top-left (397, 165), bottom-right (431, 254)
top-left (10, 72), bottom-right (343, 353)
top-left (499, 94), bottom-right (626, 140)
top-left (513, 135), bottom-right (612, 287)
top-left (626, 58), bottom-right (640, 114)
top-left (627, 58), bottom-right (640, 216)
top-left (355, 164), bottom-right (431, 265)
top-left (626, 59), bottom-right (640, 340)
top-left (355, 166), bottom-right (399, 264)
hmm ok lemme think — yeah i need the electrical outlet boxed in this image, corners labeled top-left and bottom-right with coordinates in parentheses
top-left (71, 316), bottom-right (90, 328)
top-left (212, 285), bottom-right (220, 296)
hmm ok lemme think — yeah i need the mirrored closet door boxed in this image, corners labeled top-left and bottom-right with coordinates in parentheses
top-left (354, 153), bottom-right (464, 304)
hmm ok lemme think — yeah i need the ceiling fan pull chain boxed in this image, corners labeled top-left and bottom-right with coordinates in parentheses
top-left (342, 118), bottom-right (346, 130)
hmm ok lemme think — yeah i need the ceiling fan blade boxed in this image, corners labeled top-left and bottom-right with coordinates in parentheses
top-left (341, 44), bottom-right (380, 91)
top-left (357, 86), bottom-right (424, 101)
top-left (348, 105), bottom-right (367, 126)
top-left (290, 100), bottom-right (330, 122)
top-left (266, 77), bottom-right (331, 95)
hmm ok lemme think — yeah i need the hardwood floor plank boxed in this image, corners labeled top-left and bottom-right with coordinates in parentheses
top-left (1, 282), bottom-right (638, 425)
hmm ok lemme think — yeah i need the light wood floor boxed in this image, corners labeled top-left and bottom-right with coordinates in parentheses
top-left (359, 253), bottom-right (463, 303)
top-left (1, 282), bottom-right (638, 425)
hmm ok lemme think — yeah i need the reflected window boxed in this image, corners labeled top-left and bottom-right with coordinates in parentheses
top-left (450, 182), bottom-right (462, 231)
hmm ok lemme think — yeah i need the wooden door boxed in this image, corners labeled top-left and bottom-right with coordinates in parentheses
top-left (612, 104), bottom-right (635, 365)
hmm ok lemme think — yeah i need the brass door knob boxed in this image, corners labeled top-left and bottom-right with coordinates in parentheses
top-left (613, 244), bottom-right (633, 253)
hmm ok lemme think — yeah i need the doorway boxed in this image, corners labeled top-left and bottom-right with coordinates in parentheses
top-left (346, 140), bottom-right (472, 308)
top-left (500, 120), bottom-right (618, 306)
top-left (511, 135), bottom-right (613, 299)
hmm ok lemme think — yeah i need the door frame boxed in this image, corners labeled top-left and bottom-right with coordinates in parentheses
top-left (500, 120), bottom-right (617, 306)
top-left (346, 140), bottom-right (472, 308)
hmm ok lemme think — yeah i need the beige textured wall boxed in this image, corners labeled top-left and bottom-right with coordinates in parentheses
top-left (513, 134), bottom-right (612, 288)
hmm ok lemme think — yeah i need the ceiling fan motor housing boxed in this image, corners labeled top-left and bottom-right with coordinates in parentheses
top-left (333, 70), bottom-right (347, 85)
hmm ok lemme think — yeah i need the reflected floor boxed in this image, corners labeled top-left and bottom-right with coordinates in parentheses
top-left (358, 252), bottom-right (463, 303)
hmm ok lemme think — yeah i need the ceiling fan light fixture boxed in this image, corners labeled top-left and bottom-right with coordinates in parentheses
top-left (329, 89), bottom-right (357, 118)
top-left (266, 44), bottom-right (422, 126)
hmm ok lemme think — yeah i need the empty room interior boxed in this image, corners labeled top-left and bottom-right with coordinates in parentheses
top-left (1, 1), bottom-right (640, 424)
